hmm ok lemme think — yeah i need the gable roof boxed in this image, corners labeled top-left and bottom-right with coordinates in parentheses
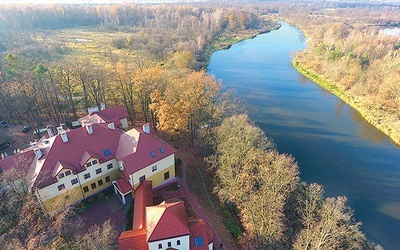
top-left (118, 181), bottom-right (214, 250)
top-left (133, 180), bottom-right (153, 230)
top-left (26, 123), bottom-right (122, 189)
top-left (97, 105), bottom-right (129, 121)
top-left (78, 105), bottom-right (128, 127)
top-left (119, 228), bottom-right (148, 250)
top-left (188, 218), bottom-right (213, 250)
top-left (117, 132), bottom-right (176, 175)
top-left (146, 201), bottom-right (190, 242)
top-left (0, 150), bottom-right (35, 178)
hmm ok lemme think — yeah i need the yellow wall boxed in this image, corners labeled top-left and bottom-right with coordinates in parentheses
top-left (133, 164), bottom-right (175, 190)
top-left (79, 169), bottom-right (120, 198)
top-left (38, 168), bottom-right (120, 211)
top-left (131, 154), bottom-right (175, 190)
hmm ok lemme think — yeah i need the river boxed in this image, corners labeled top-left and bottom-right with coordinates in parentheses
top-left (207, 22), bottom-right (400, 250)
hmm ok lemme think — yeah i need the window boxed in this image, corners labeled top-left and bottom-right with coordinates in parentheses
top-left (71, 178), bottom-right (78, 185)
top-left (150, 151), bottom-right (156, 158)
top-left (152, 165), bottom-right (157, 172)
top-left (168, 242), bottom-right (171, 247)
top-left (83, 186), bottom-right (89, 193)
top-left (177, 240), bottom-right (181, 246)
top-left (164, 171), bottom-right (170, 180)
top-left (105, 176), bottom-right (110, 183)
top-left (103, 149), bottom-right (111, 156)
top-left (86, 162), bottom-right (92, 168)
top-left (84, 173), bottom-right (91, 179)
top-left (159, 147), bottom-right (164, 153)
top-left (194, 236), bottom-right (204, 247)
top-left (158, 244), bottom-right (162, 249)
top-left (107, 163), bottom-right (113, 169)
top-left (57, 184), bottom-right (65, 191)
top-left (91, 182), bottom-right (96, 189)
top-left (139, 175), bottom-right (146, 183)
top-left (96, 168), bottom-right (102, 174)
top-left (98, 179), bottom-right (103, 186)
top-left (58, 173), bottom-right (64, 179)
top-left (92, 159), bottom-right (98, 165)
top-left (65, 170), bottom-right (71, 176)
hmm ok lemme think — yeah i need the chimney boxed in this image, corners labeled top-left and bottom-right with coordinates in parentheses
top-left (34, 148), bottom-right (42, 159)
top-left (30, 140), bottom-right (39, 148)
top-left (101, 103), bottom-right (106, 110)
top-left (86, 123), bottom-right (93, 134)
top-left (47, 125), bottom-right (55, 137)
top-left (88, 106), bottom-right (99, 115)
top-left (56, 126), bottom-right (64, 135)
top-left (108, 123), bottom-right (115, 130)
top-left (60, 131), bottom-right (69, 143)
top-left (143, 123), bottom-right (150, 134)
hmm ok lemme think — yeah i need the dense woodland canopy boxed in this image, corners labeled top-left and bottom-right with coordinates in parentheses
top-left (0, 3), bottom-right (274, 136)
top-left (0, 1), bottom-right (397, 249)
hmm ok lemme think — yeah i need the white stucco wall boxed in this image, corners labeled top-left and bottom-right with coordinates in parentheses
top-left (148, 235), bottom-right (189, 250)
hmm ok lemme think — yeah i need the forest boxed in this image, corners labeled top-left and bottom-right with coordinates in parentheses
top-left (1, 1), bottom-right (397, 249)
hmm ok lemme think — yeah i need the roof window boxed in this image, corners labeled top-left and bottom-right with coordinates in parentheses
top-left (103, 149), bottom-right (112, 156)
top-left (150, 151), bottom-right (156, 158)
top-left (194, 236), bottom-right (204, 247)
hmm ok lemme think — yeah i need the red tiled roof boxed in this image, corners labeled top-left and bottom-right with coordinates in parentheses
top-left (188, 218), bottom-right (213, 250)
top-left (51, 160), bottom-right (77, 177)
top-left (118, 132), bottom-right (176, 175)
top-left (78, 105), bottom-right (128, 128)
top-left (30, 123), bottom-right (122, 189)
top-left (79, 150), bottom-right (102, 167)
top-left (133, 180), bottom-right (153, 230)
top-left (97, 105), bottom-right (129, 121)
top-left (115, 177), bottom-right (133, 195)
top-left (0, 150), bottom-right (35, 176)
top-left (146, 201), bottom-right (190, 242)
top-left (119, 228), bottom-right (148, 250)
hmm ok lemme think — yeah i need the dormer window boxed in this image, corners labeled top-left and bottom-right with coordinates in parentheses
top-left (58, 173), bottom-right (65, 179)
top-left (92, 159), bottom-right (98, 165)
top-left (65, 170), bottom-right (71, 176)
top-left (86, 162), bottom-right (92, 168)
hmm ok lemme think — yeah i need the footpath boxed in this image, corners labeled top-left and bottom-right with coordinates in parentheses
top-left (153, 157), bottom-right (229, 250)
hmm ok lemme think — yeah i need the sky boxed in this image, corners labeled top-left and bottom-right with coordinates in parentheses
top-left (0, 0), bottom-right (207, 4)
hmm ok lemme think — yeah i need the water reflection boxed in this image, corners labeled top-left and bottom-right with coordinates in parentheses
top-left (208, 21), bottom-right (400, 249)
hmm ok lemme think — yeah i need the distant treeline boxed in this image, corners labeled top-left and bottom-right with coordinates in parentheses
top-left (276, 1), bottom-right (400, 144)
top-left (0, 4), bottom-right (276, 67)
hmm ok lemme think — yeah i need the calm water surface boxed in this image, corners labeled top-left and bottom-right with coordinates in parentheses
top-left (208, 22), bottom-right (400, 250)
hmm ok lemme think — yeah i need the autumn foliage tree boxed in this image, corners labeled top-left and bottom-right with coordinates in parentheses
top-left (207, 114), bottom-right (371, 249)
top-left (208, 114), bottom-right (299, 247)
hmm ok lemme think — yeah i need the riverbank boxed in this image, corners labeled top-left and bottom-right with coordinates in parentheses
top-left (200, 20), bottom-right (281, 69)
top-left (293, 61), bottom-right (400, 146)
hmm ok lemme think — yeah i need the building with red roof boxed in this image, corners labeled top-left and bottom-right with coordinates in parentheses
top-left (78, 104), bottom-right (129, 129)
top-left (119, 181), bottom-right (214, 250)
top-left (0, 106), bottom-right (176, 210)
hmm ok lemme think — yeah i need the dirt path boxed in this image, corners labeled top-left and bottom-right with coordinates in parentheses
top-left (156, 152), bottom-right (239, 250)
